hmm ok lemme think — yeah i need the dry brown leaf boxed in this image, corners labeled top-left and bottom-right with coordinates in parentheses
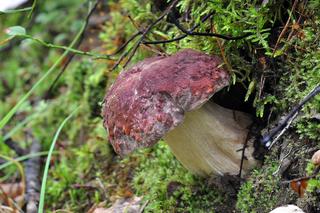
top-left (0, 182), bottom-right (23, 200)
top-left (92, 196), bottom-right (143, 213)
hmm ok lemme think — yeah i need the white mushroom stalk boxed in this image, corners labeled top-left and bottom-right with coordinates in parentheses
top-left (165, 102), bottom-right (257, 176)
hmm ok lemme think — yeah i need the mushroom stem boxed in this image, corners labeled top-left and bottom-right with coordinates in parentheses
top-left (164, 102), bottom-right (257, 176)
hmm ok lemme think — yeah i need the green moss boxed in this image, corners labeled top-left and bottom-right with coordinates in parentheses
top-left (46, 140), bottom-right (110, 211)
top-left (132, 142), bottom-right (222, 212)
top-left (236, 158), bottom-right (281, 213)
top-left (276, 18), bottom-right (320, 141)
top-left (1, 0), bottom-right (319, 211)
top-left (306, 161), bottom-right (320, 194)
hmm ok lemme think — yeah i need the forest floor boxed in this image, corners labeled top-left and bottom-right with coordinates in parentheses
top-left (0, 0), bottom-right (319, 212)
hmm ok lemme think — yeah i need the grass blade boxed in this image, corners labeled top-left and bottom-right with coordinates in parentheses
top-left (0, 154), bottom-right (26, 197)
top-left (38, 106), bottom-right (80, 213)
top-left (0, 151), bottom-right (56, 170)
top-left (0, 7), bottom-right (32, 15)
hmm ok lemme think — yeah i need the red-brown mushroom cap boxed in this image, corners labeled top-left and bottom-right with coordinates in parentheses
top-left (103, 49), bottom-right (230, 155)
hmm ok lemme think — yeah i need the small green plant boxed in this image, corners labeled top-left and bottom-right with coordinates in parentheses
top-left (132, 142), bottom-right (222, 212)
top-left (39, 106), bottom-right (79, 213)
top-left (305, 161), bottom-right (320, 193)
top-left (236, 158), bottom-right (281, 213)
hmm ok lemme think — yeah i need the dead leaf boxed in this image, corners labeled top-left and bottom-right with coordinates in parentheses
top-left (0, 182), bottom-right (23, 200)
top-left (290, 179), bottom-right (308, 197)
top-left (92, 196), bottom-right (143, 213)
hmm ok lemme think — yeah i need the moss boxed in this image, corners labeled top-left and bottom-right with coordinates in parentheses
top-left (236, 6), bottom-right (320, 211)
top-left (1, 0), bottom-right (319, 211)
top-left (132, 142), bottom-right (222, 212)
top-left (99, 0), bottom-right (319, 212)
top-left (236, 157), bottom-right (281, 213)
top-left (272, 10), bottom-right (320, 141)
top-left (45, 140), bottom-right (110, 211)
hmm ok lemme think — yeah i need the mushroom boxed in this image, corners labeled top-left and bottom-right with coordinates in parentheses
top-left (269, 205), bottom-right (304, 213)
top-left (103, 49), bottom-right (257, 176)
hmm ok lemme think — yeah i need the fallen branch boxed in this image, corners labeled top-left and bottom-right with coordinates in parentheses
top-left (24, 133), bottom-right (41, 213)
top-left (260, 84), bottom-right (320, 148)
top-left (4, 138), bottom-right (26, 156)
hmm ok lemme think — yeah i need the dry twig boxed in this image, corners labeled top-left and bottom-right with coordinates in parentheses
top-left (24, 133), bottom-right (41, 213)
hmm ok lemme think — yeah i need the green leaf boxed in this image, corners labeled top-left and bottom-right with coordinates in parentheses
top-left (5, 26), bottom-right (26, 36)
top-left (245, 80), bottom-right (256, 102)
top-left (0, 7), bottom-right (32, 14)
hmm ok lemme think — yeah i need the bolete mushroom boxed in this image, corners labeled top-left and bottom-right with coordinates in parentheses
top-left (103, 49), bottom-right (257, 176)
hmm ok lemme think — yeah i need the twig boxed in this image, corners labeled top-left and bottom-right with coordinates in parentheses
top-left (268, 112), bottom-right (298, 149)
top-left (0, 155), bottom-right (25, 212)
top-left (18, 34), bottom-right (111, 60)
top-left (273, 147), bottom-right (292, 175)
top-left (111, 1), bottom-right (251, 69)
top-left (238, 138), bottom-right (249, 178)
top-left (143, 11), bottom-right (250, 45)
top-left (272, 0), bottom-right (298, 57)
top-left (111, 31), bottom-right (142, 55)
top-left (46, 0), bottom-right (143, 96)
top-left (212, 24), bottom-right (232, 73)
top-left (112, 0), bottom-right (180, 70)
top-left (71, 184), bottom-right (98, 190)
top-left (139, 200), bottom-right (149, 213)
top-left (282, 173), bottom-right (319, 184)
top-left (44, 0), bottom-right (101, 99)
top-left (25, 133), bottom-right (41, 213)
top-left (238, 124), bottom-right (253, 178)
top-left (4, 138), bottom-right (26, 156)
top-left (261, 84), bottom-right (320, 148)
top-left (171, 16), bottom-right (250, 40)
top-left (286, 1), bottom-right (308, 42)
top-left (143, 12), bottom-right (214, 45)
top-left (0, 185), bottom-right (15, 213)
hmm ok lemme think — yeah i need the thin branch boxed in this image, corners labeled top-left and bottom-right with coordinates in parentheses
top-left (111, 31), bottom-right (142, 55)
top-left (171, 14), bottom-right (251, 40)
top-left (143, 11), bottom-right (215, 45)
top-left (273, 147), bottom-right (293, 175)
top-left (143, 11), bottom-right (250, 46)
top-left (282, 172), bottom-right (319, 184)
top-left (112, 0), bottom-right (180, 69)
top-left (19, 34), bottom-right (111, 60)
top-left (111, 45), bottom-right (134, 70)
top-left (186, 31), bottom-right (251, 40)
top-left (268, 111), bottom-right (298, 149)
top-left (45, 0), bottom-right (144, 96)
top-left (4, 138), bottom-right (26, 156)
top-left (238, 122), bottom-right (256, 178)
top-left (44, 0), bottom-right (101, 99)
top-left (25, 133), bottom-right (41, 213)
top-left (122, 39), bottom-right (141, 68)
top-left (272, 0), bottom-right (298, 57)
top-left (143, 34), bottom-right (187, 44)
top-left (261, 84), bottom-right (320, 148)
top-left (212, 23), bottom-right (232, 73)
